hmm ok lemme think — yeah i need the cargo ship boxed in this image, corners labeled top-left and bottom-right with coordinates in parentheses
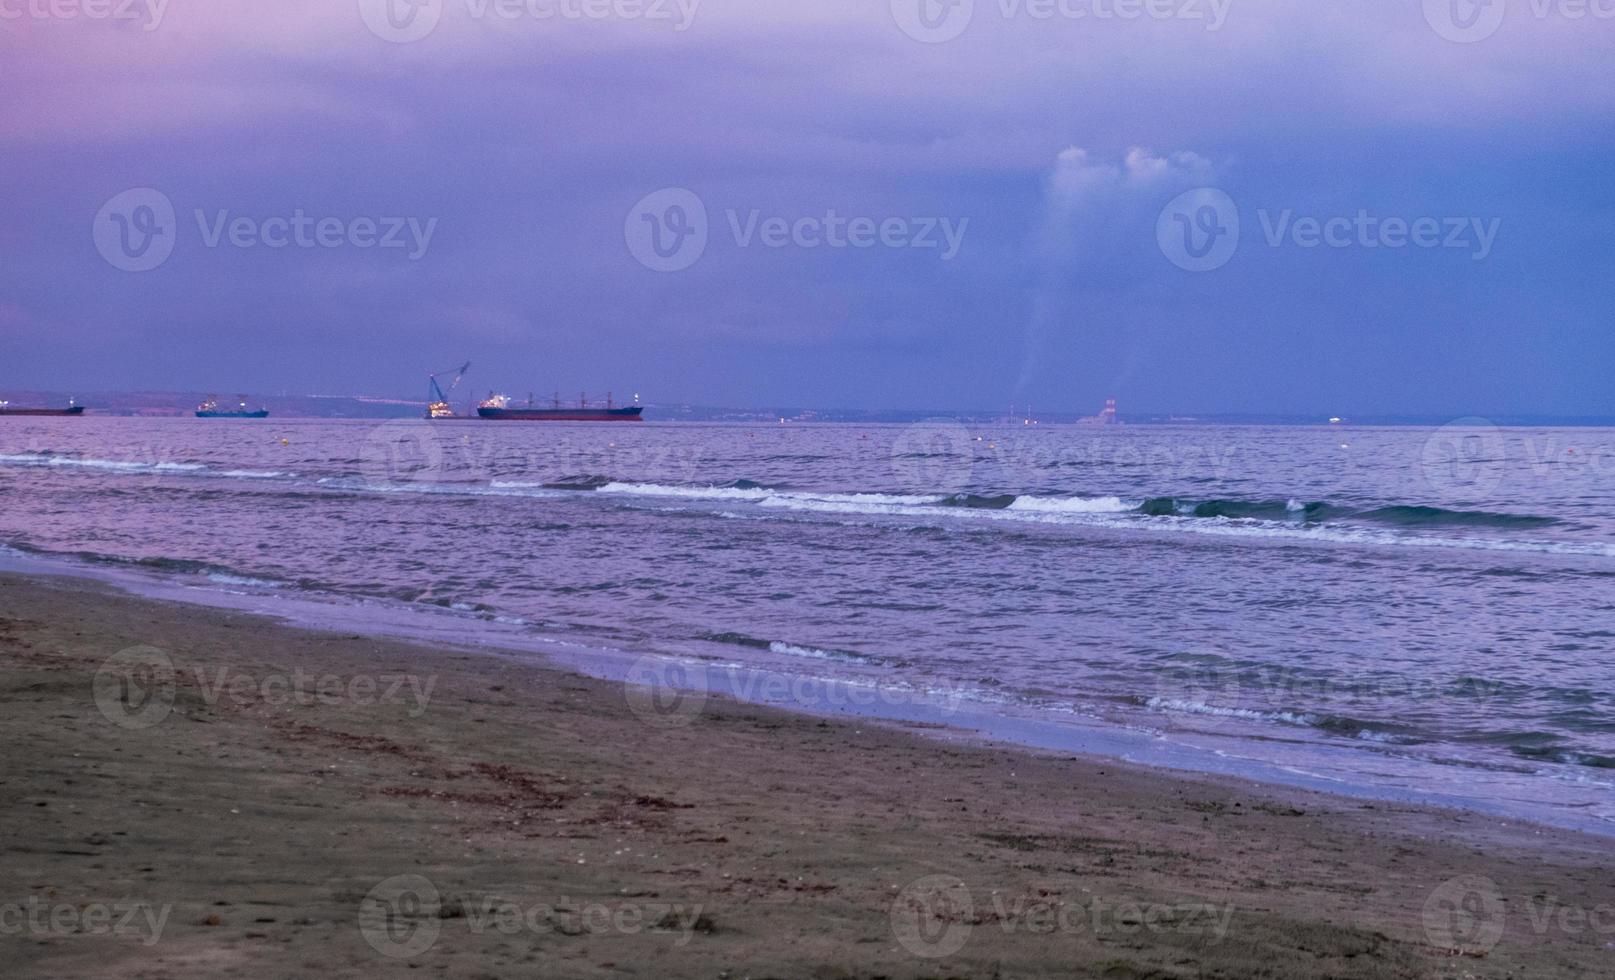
top-left (477, 392), bottom-right (644, 422)
top-left (196, 397), bottom-right (269, 419)
top-left (0, 399), bottom-right (84, 417)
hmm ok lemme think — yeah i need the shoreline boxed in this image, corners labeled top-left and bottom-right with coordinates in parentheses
top-left (3, 570), bottom-right (1614, 977)
top-left (4, 543), bottom-right (1612, 838)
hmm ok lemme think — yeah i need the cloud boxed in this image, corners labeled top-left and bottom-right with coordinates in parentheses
top-left (1047, 147), bottom-right (1217, 208)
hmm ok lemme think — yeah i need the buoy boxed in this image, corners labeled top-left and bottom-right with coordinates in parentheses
top-left (279, 438), bottom-right (289, 446)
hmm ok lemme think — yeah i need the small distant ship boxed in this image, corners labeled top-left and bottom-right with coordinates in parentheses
top-left (478, 392), bottom-right (645, 422)
top-left (196, 396), bottom-right (269, 419)
top-left (0, 398), bottom-right (84, 417)
top-left (1077, 397), bottom-right (1119, 426)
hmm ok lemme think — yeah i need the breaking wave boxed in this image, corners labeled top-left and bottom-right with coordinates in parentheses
top-left (579, 482), bottom-right (1599, 556)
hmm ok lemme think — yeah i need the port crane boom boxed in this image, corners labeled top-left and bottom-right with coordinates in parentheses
top-left (426, 361), bottom-right (471, 419)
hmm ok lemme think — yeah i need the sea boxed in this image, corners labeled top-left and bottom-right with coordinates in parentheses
top-left (2, 417), bottom-right (1612, 832)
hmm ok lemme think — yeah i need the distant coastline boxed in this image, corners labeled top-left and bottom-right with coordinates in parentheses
top-left (1, 389), bottom-right (1610, 426)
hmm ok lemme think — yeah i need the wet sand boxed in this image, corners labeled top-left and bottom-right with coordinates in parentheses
top-left (1, 571), bottom-right (1611, 978)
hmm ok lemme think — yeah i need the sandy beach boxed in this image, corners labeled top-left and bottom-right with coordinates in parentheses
top-left (2, 570), bottom-right (1611, 978)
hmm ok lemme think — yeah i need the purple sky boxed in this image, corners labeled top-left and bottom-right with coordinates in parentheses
top-left (3, 0), bottom-right (1612, 414)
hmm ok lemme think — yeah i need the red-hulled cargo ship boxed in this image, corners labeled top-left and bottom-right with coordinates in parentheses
top-left (476, 393), bottom-right (644, 422)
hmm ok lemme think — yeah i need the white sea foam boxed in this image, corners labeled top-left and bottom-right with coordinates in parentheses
top-left (596, 482), bottom-right (944, 512)
top-left (1006, 495), bottom-right (1136, 514)
top-left (318, 477), bottom-right (562, 499)
top-left (1112, 514), bottom-right (1615, 559)
top-left (768, 641), bottom-right (873, 663)
top-left (1145, 696), bottom-right (1319, 727)
top-left (0, 452), bottom-right (206, 473)
top-left (597, 482), bottom-right (773, 501)
top-left (1354, 730), bottom-right (1421, 745)
top-left (204, 572), bottom-right (283, 589)
top-left (692, 488), bottom-right (1613, 558)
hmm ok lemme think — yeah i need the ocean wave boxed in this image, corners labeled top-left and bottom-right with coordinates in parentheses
top-left (597, 481), bottom-right (774, 502)
top-left (1007, 495), bottom-right (1137, 514)
top-left (0, 451), bottom-right (207, 474)
top-left (1354, 729), bottom-right (1425, 745)
top-left (0, 452), bottom-right (300, 482)
top-left (1358, 505), bottom-right (1561, 529)
top-left (704, 631), bottom-right (884, 665)
top-left (939, 492), bottom-right (1018, 509)
top-left (323, 477), bottom-right (563, 499)
top-left (1510, 745), bottom-right (1615, 769)
top-left (12, 450), bottom-right (1599, 560)
top-left (527, 474), bottom-right (615, 490)
top-left (768, 641), bottom-right (882, 665)
top-left (597, 482), bottom-right (943, 511)
top-left (1145, 696), bottom-right (1320, 727)
top-left (589, 482), bottom-right (1571, 537)
top-left (581, 481), bottom-right (1609, 557)
top-left (205, 572), bottom-right (285, 589)
top-left (3, 541), bottom-right (293, 591)
top-left (1145, 696), bottom-right (1434, 748)
top-left (1139, 497), bottom-right (1352, 521)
